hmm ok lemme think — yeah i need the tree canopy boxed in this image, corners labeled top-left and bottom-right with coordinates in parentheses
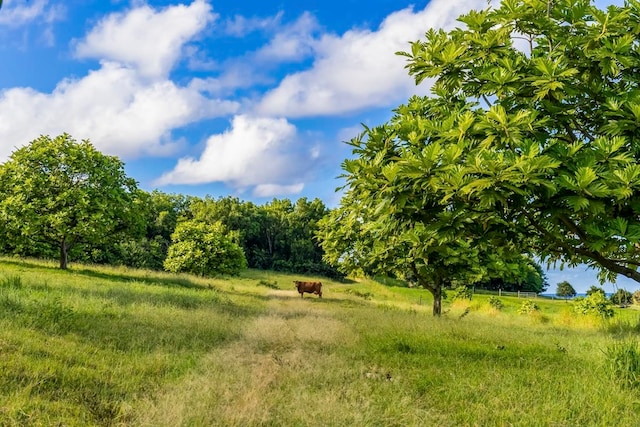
top-left (163, 220), bottom-right (246, 277)
top-left (395, 0), bottom-right (640, 284)
top-left (0, 134), bottom-right (141, 269)
top-left (556, 281), bottom-right (577, 299)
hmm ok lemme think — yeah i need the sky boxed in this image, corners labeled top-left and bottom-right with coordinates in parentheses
top-left (0, 0), bottom-right (636, 293)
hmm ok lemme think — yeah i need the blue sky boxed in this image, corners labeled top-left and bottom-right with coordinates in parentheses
top-left (0, 0), bottom-right (636, 293)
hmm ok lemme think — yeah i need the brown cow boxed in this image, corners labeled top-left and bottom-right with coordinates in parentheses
top-left (294, 280), bottom-right (322, 298)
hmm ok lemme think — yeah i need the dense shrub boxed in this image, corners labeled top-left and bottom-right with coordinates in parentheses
top-left (488, 296), bottom-right (504, 311)
top-left (610, 289), bottom-right (633, 306)
top-left (586, 286), bottom-right (606, 297)
top-left (633, 290), bottom-right (640, 305)
top-left (164, 220), bottom-right (246, 277)
top-left (573, 293), bottom-right (614, 318)
top-left (448, 285), bottom-right (472, 301)
top-left (518, 300), bottom-right (539, 315)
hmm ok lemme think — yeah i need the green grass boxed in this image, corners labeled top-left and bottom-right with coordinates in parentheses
top-left (0, 256), bottom-right (639, 425)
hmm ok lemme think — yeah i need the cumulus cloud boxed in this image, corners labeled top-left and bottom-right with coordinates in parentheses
top-left (74, 0), bottom-right (214, 79)
top-left (156, 115), bottom-right (312, 194)
top-left (0, 62), bottom-right (238, 160)
top-left (0, 0), bottom-right (238, 161)
top-left (254, 12), bottom-right (320, 63)
top-left (256, 0), bottom-right (486, 117)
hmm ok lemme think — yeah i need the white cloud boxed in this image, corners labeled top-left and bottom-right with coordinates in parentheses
top-left (74, 0), bottom-right (214, 79)
top-left (156, 115), bottom-right (315, 192)
top-left (256, 0), bottom-right (486, 117)
top-left (0, 0), bottom-right (240, 161)
top-left (0, 62), bottom-right (239, 160)
top-left (0, 0), bottom-right (57, 27)
top-left (254, 12), bottom-right (319, 63)
top-left (254, 183), bottom-right (304, 197)
top-left (222, 12), bottom-right (283, 37)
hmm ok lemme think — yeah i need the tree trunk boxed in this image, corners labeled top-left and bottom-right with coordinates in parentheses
top-left (59, 236), bottom-right (69, 269)
top-left (411, 262), bottom-right (443, 316)
top-left (430, 284), bottom-right (443, 316)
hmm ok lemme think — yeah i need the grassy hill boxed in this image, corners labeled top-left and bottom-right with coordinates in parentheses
top-left (0, 257), bottom-right (639, 426)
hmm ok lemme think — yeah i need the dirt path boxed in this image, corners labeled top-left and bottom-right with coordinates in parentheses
top-left (134, 289), bottom-right (356, 426)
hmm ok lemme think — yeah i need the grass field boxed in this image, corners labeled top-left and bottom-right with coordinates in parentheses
top-left (1, 257), bottom-right (639, 426)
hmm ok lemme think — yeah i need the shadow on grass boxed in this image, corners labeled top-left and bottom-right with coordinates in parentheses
top-left (0, 257), bottom-right (204, 290)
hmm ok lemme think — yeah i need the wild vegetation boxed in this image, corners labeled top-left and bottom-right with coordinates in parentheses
top-left (0, 257), bottom-right (639, 426)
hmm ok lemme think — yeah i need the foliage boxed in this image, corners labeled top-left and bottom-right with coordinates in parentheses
top-left (473, 258), bottom-right (548, 293)
top-left (604, 341), bottom-right (640, 389)
top-left (164, 220), bottom-right (246, 276)
top-left (573, 293), bottom-right (614, 318)
top-left (0, 134), bottom-right (141, 269)
top-left (188, 196), bottom-right (343, 279)
top-left (448, 285), bottom-right (473, 301)
top-left (556, 281), bottom-right (577, 299)
top-left (633, 290), bottom-right (640, 305)
top-left (610, 288), bottom-right (633, 306)
top-left (586, 286), bottom-right (606, 297)
top-left (518, 300), bottom-right (539, 315)
top-left (395, 0), bottom-right (640, 285)
top-left (488, 296), bottom-right (504, 311)
top-left (317, 111), bottom-right (535, 316)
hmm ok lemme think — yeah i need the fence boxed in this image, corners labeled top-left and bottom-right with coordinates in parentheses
top-left (497, 290), bottom-right (538, 298)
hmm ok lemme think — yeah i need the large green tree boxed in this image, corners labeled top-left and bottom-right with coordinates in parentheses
top-left (318, 122), bottom-right (531, 316)
top-left (396, 0), bottom-right (640, 284)
top-left (0, 134), bottom-right (141, 269)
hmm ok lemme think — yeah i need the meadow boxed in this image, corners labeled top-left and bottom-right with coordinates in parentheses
top-left (0, 257), bottom-right (639, 426)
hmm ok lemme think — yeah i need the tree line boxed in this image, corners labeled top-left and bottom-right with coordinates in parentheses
top-left (0, 133), bottom-right (547, 291)
top-left (0, 134), bottom-right (340, 279)
top-left (5, 1), bottom-right (639, 318)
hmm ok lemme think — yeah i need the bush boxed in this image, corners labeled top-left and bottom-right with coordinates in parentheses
top-left (633, 290), bottom-right (640, 305)
top-left (164, 220), bottom-right (246, 277)
top-left (518, 300), bottom-right (539, 315)
top-left (604, 341), bottom-right (640, 389)
top-left (488, 296), bottom-right (504, 311)
top-left (449, 285), bottom-right (472, 301)
top-left (610, 289), bottom-right (633, 306)
top-left (586, 285), bottom-right (606, 297)
top-left (573, 293), bottom-right (614, 318)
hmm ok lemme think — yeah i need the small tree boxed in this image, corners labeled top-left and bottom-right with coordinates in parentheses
top-left (610, 289), bottom-right (633, 307)
top-left (164, 220), bottom-right (246, 277)
top-left (556, 281), bottom-right (577, 299)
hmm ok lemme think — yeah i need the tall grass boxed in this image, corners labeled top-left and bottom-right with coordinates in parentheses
top-left (0, 257), bottom-right (639, 425)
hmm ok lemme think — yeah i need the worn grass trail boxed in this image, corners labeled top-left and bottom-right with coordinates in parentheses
top-left (135, 290), bottom-right (372, 426)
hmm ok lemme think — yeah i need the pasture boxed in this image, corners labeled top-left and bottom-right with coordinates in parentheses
top-left (0, 257), bottom-right (639, 426)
